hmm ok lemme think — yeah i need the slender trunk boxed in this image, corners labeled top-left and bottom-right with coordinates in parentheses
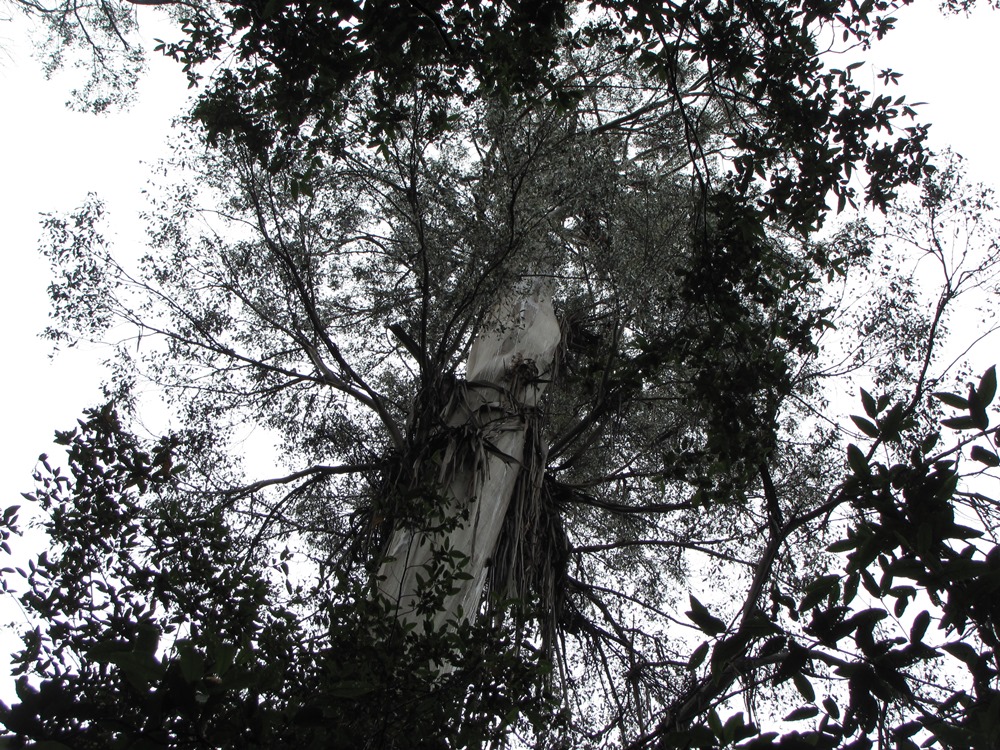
top-left (378, 280), bottom-right (561, 630)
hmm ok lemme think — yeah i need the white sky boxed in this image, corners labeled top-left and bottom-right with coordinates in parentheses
top-left (0, 0), bottom-right (999, 695)
top-left (862, 2), bottom-right (1000, 186)
top-left (0, 15), bottom-right (191, 476)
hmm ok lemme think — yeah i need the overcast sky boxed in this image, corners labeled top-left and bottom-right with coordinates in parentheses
top-left (1, 0), bottom-right (999, 685)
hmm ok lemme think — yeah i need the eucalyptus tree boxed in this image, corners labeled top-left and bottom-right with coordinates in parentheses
top-left (5, 0), bottom-right (1000, 747)
top-left (0, 28), bottom-right (923, 744)
top-left (2, 32), bottom-right (788, 738)
top-left (11, 127), bottom-right (1000, 749)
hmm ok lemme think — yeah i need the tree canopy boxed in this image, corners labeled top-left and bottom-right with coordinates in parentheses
top-left (4, 0), bottom-right (1000, 748)
top-left (13, 0), bottom-right (946, 224)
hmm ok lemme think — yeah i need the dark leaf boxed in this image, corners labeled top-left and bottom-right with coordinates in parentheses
top-left (970, 445), bottom-right (999, 467)
top-left (933, 391), bottom-right (968, 410)
top-left (860, 388), bottom-right (878, 418)
top-left (847, 444), bottom-right (869, 476)
top-left (851, 415), bottom-right (879, 438)
top-left (688, 641), bottom-right (710, 670)
top-left (783, 705), bottom-right (819, 722)
top-left (977, 366), bottom-right (997, 407)
top-left (822, 696), bottom-right (840, 720)
top-left (941, 641), bottom-right (980, 666)
top-left (909, 611), bottom-right (930, 644)
top-left (792, 672), bottom-right (815, 703)
top-left (941, 415), bottom-right (977, 430)
top-left (827, 538), bottom-right (857, 553)
top-left (687, 595), bottom-right (727, 636)
top-left (968, 383), bottom-right (990, 430)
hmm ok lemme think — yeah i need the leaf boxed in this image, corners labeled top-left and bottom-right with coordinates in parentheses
top-left (847, 444), bottom-right (869, 476)
top-left (933, 391), bottom-right (968, 409)
top-left (894, 595), bottom-right (907, 617)
top-left (178, 643), bottom-right (205, 683)
top-left (105, 652), bottom-right (162, 690)
top-left (878, 403), bottom-right (906, 442)
top-left (757, 635), bottom-right (786, 658)
top-left (708, 709), bottom-right (723, 737)
top-left (720, 712), bottom-right (753, 744)
top-left (941, 415), bottom-right (977, 431)
top-left (783, 704), bottom-right (818, 722)
top-left (860, 388), bottom-right (878, 418)
top-left (977, 365), bottom-right (997, 407)
top-left (827, 538), bottom-right (856, 553)
top-left (942, 641), bottom-right (980, 666)
top-left (910, 610), bottom-right (930, 644)
top-left (738, 733), bottom-right (779, 749)
top-left (822, 696), bottom-right (840, 720)
top-left (970, 445), bottom-right (999, 467)
top-left (860, 568), bottom-right (880, 596)
top-left (712, 633), bottom-right (752, 674)
top-left (742, 609), bottom-right (780, 637)
top-left (851, 415), bottom-right (879, 438)
top-left (951, 524), bottom-right (983, 539)
top-left (87, 639), bottom-right (131, 662)
top-left (799, 574), bottom-right (839, 612)
top-left (686, 595), bottom-right (726, 636)
top-left (675, 725), bottom-right (717, 748)
top-left (893, 721), bottom-right (922, 740)
top-left (921, 432), bottom-right (940, 453)
top-left (688, 641), bottom-right (710, 670)
top-left (805, 574), bottom-right (841, 594)
top-left (844, 572), bottom-right (859, 605)
top-left (135, 622), bottom-right (159, 655)
top-left (328, 679), bottom-right (377, 698)
top-left (211, 641), bottom-right (237, 675)
top-left (968, 384), bottom-right (990, 430)
top-left (792, 672), bottom-right (815, 702)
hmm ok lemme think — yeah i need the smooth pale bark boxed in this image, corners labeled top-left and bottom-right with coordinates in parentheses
top-left (378, 280), bottom-right (561, 630)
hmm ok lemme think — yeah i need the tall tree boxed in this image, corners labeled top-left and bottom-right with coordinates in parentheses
top-left (4, 1), bottom-right (1000, 748)
top-left (8, 143), bottom-right (1000, 749)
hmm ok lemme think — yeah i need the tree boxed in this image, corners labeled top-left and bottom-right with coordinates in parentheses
top-left (12, 0), bottom-right (942, 224)
top-left (4, 2), bottom-right (1000, 749)
top-left (1, 405), bottom-right (559, 748)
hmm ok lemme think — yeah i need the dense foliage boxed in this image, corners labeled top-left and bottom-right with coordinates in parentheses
top-left (4, 0), bottom-right (1000, 747)
top-left (13, 0), bottom-right (944, 226)
top-left (2, 406), bottom-right (559, 748)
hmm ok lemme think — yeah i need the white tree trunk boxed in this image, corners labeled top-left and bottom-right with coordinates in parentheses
top-left (378, 280), bottom-right (561, 630)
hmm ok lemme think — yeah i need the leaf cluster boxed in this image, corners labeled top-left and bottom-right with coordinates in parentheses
top-left (0, 406), bottom-right (559, 748)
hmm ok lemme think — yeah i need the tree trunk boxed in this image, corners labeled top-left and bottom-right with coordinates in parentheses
top-left (378, 280), bottom-right (561, 630)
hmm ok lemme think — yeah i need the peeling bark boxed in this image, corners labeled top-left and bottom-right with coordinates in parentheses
top-left (378, 280), bottom-right (561, 630)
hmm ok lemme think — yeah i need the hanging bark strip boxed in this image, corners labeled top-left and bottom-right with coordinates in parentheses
top-left (378, 280), bottom-right (561, 630)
